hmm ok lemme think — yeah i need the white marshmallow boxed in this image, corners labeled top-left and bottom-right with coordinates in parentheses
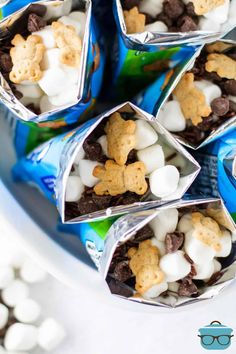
top-left (97, 135), bottom-right (108, 156)
top-left (48, 84), bottom-right (78, 107)
top-left (4, 324), bottom-right (37, 351)
top-left (44, 0), bottom-right (72, 20)
top-left (65, 176), bottom-right (84, 202)
top-left (177, 213), bottom-right (193, 234)
top-left (139, 0), bottom-right (164, 17)
top-left (168, 281), bottom-right (179, 292)
top-left (158, 100), bottom-right (186, 132)
top-left (62, 65), bottom-right (80, 84)
top-left (134, 119), bottom-right (158, 150)
top-left (215, 230), bottom-right (232, 257)
top-left (74, 148), bottom-right (85, 165)
top-left (33, 26), bottom-right (56, 49)
top-left (151, 238), bottom-right (166, 256)
top-left (2, 280), bottom-right (29, 307)
top-left (193, 261), bottom-right (215, 280)
top-left (145, 21), bottom-right (168, 32)
top-left (15, 84), bottom-right (43, 99)
top-left (39, 95), bottom-right (57, 113)
top-left (0, 303), bottom-right (9, 330)
top-left (143, 282), bottom-right (168, 299)
top-left (38, 68), bottom-right (66, 96)
top-left (78, 160), bottom-right (102, 188)
top-left (149, 165), bottom-right (180, 198)
top-left (159, 250), bottom-right (191, 282)
top-left (137, 144), bottom-right (165, 174)
top-left (0, 266), bottom-right (14, 289)
top-left (184, 230), bottom-right (216, 264)
top-left (20, 259), bottom-right (47, 284)
top-left (199, 17), bottom-right (221, 31)
top-left (194, 80), bottom-right (221, 106)
top-left (41, 48), bottom-right (61, 70)
top-left (203, 0), bottom-right (229, 24)
top-left (14, 299), bottom-right (41, 324)
top-left (20, 97), bottom-right (40, 108)
top-left (213, 259), bottom-right (222, 272)
top-left (37, 318), bottom-right (66, 351)
top-left (69, 11), bottom-right (87, 37)
top-left (149, 208), bottom-right (179, 241)
top-left (58, 15), bottom-right (82, 35)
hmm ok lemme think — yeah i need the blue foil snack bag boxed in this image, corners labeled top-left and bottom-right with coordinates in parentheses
top-left (190, 129), bottom-right (236, 222)
top-left (0, 0), bottom-right (105, 126)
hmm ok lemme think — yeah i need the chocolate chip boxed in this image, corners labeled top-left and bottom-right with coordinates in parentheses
top-left (178, 278), bottom-right (199, 297)
top-left (83, 138), bottom-right (103, 162)
top-left (178, 125), bottom-right (205, 144)
top-left (156, 13), bottom-right (173, 27)
top-left (120, 192), bottom-right (141, 205)
top-left (163, 0), bottom-right (184, 19)
top-left (26, 103), bottom-right (41, 115)
top-left (204, 71), bottom-right (222, 82)
top-left (177, 15), bottom-right (198, 32)
top-left (207, 271), bottom-right (223, 286)
top-left (28, 13), bottom-right (46, 32)
top-left (188, 264), bottom-right (197, 278)
top-left (211, 97), bottom-right (229, 116)
top-left (65, 202), bottom-right (79, 221)
top-left (184, 253), bottom-right (194, 264)
top-left (77, 195), bottom-right (99, 215)
top-left (0, 53), bottom-right (13, 73)
top-left (107, 277), bottom-right (133, 297)
top-left (165, 232), bottom-right (184, 253)
top-left (186, 2), bottom-right (196, 16)
top-left (222, 79), bottom-right (236, 96)
top-left (113, 260), bottom-right (133, 282)
top-left (28, 3), bottom-right (47, 17)
top-left (133, 225), bottom-right (154, 243)
top-left (121, 0), bottom-right (141, 10)
top-left (143, 13), bottom-right (155, 24)
top-left (92, 193), bottom-right (112, 209)
top-left (126, 149), bottom-right (137, 163)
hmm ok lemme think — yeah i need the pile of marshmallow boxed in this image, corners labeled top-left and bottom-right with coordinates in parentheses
top-left (0, 239), bottom-right (66, 353)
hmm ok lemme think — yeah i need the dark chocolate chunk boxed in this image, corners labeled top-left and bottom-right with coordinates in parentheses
top-left (186, 2), bottom-right (197, 16)
top-left (177, 15), bottom-right (198, 32)
top-left (83, 138), bottom-right (103, 162)
top-left (178, 278), bottom-right (199, 297)
top-left (222, 79), bottom-right (236, 96)
top-left (207, 271), bottom-right (223, 286)
top-left (126, 149), bottom-right (137, 163)
top-left (165, 232), bottom-right (184, 253)
top-left (0, 53), bottom-right (13, 73)
top-left (28, 3), bottom-right (47, 17)
top-left (133, 225), bottom-right (154, 243)
top-left (120, 192), bottom-right (141, 205)
top-left (113, 260), bottom-right (133, 282)
top-left (26, 103), bottom-right (41, 115)
top-left (163, 0), bottom-right (184, 19)
top-left (143, 13), bottom-right (155, 24)
top-left (121, 0), bottom-right (141, 10)
top-left (77, 195), bottom-right (99, 215)
top-left (211, 97), bottom-right (229, 116)
top-left (28, 13), bottom-right (46, 32)
top-left (65, 202), bottom-right (79, 221)
top-left (156, 13), bottom-right (173, 27)
top-left (107, 277), bottom-right (133, 297)
top-left (92, 193), bottom-right (112, 209)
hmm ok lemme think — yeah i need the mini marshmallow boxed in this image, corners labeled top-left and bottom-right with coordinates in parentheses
top-left (177, 213), bottom-right (193, 234)
top-left (44, 0), bottom-right (72, 21)
top-left (15, 84), bottom-right (43, 99)
top-left (149, 165), bottom-right (180, 198)
top-left (4, 323), bottom-right (38, 351)
top-left (203, 0), bottom-right (229, 24)
top-left (41, 48), bottom-right (61, 70)
top-left (33, 26), bottom-right (56, 49)
top-left (160, 250), bottom-right (191, 282)
top-left (37, 318), bottom-right (66, 351)
top-left (184, 230), bottom-right (216, 264)
top-left (137, 144), bottom-right (165, 174)
top-left (215, 230), bottom-right (232, 257)
top-left (134, 119), bottom-right (158, 150)
top-left (0, 266), bottom-right (14, 289)
top-left (97, 135), bottom-right (108, 156)
top-left (58, 15), bottom-right (82, 35)
top-left (149, 208), bottom-right (179, 241)
top-left (0, 303), bottom-right (9, 330)
top-left (73, 148), bottom-right (85, 165)
top-left (145, 21), bottom-right (168, 32)
top-left (65, 176), bottom-right (84, 202)
top-left (20, 97), bottom-right (40, 108)
top-left (48, 84), bottom-right (78, 107)
top-left (193, 261), bottom-right (215, 280)
top-left (213, 259), bottom-right (222, 272)
top-left (69, 11), bottom-right (87, 37)
top-left (139, 0), bottom-right (164, 17)
top-left (194, 80), bottom-right (221, 106)
top-left (168, 282), bottom-right (180, 293)
top-left (198, 17), bottom-right (221, 31)
top-left (151, 238), bottom-right (166, 256)
top-left (78, 160), bottom-right (102, 187)
top-left (158, 101), bottom-right (186, 132)
top-left (38, 68), bottom-right (67, 96)
top-left (39, 95), bottom-right (57, 113)
top-left (14, 298), bottom-right (41, 324)
top-left (143, 282), bottom-right (168, 299)
top-left (62, 66), bottom-right (80, 85)
top-left (20, 259), bottom-right (47, 284)
top-left (2, 280), bottom-right (29, 307)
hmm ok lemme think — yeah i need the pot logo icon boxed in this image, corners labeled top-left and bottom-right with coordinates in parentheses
top-left (198, 321), bottom-right (233, 350)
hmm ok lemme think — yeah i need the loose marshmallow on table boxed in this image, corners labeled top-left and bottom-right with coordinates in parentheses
top-left (184, 230), bottom-right (216, 264)
top-left (33, 26), bottom-right (56, 49)
top-left (143, 282), bottom-right (168, 299)
top-left (41, 48), bottom-right (61, 70)
top-left (15, 84), bottom-right (43, 99)
top-left (203, 0), bottom-right (229, 24)
top-left (193, 261), bottom-right (215, 280)
top-left (20, 259), bottom-right (47, 284)
top-left (137, 144), bottom-right (165, 174)
top-left (2, 280), bottom-right (29, 307)
top-left (14, 299), bottom-right (41, 324)
top-left (97, 135), bottom-right (108, 156)
top-left (65, 176), bottom-right (84, 202)
top-left (199, 17), bottom-right (221, 31)
top-left (150, 208), bottom-right (179, 241)
top-left (4, 323), bottom-right (38, 351)
top-left (194, 80), bottom-right (221, 106)
top-left (37, 318), bottom-right (66, 351)
top-left (149, 165), bottom-right (180, 198)
top-left (38, 68), bottom-right (67, 97)
top-left (0, 303), bottom-right (9, 330)
top-left (39, 95), bottom-right (57, 113)
top-left (78, 160), bottom-right (102, 187)
top-left (134, 119), bottom-right (158, 150)
top-left (215, 230), bottom-right (232, 257)
top-left (0, 266), bottom-right (14, 289)
top-left (139, 0), bottom-right (164, 17)
top-left (160, 250), bottom-right (191, 282)
top-left (145, 21), bottom-right (168, 32)
top-left (158, 100), bottom-right (186, 132)
top-left (48, 84), bottom-right (78, 107)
